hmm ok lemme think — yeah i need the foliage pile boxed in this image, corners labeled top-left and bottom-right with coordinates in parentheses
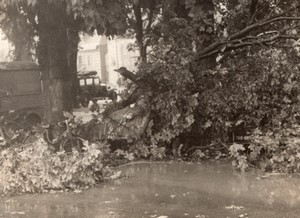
top-left (0, 110), bottom-right (171, 195)
top-left (0, 138), bottom-right (114, 195)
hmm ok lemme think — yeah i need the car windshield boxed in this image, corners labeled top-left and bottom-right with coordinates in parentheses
top-left (86, 78), bottom-right (93, 85)
top-left (94, 78), bottom-right (100, 85)
top-left (79, 79), bottom-right (85, 86)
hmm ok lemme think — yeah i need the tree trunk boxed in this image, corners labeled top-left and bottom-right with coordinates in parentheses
top-left (37, 0), bottom-right (70, 124)
top-left (133, 1), bottom-right (147, 62)
top-left (191, 0), bottom-right (216, 78)
top-left (67, 24), bottom-right (80, 109)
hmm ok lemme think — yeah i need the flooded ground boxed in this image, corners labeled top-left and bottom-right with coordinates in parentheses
top-left (1, 161), bottom-right (300, 218)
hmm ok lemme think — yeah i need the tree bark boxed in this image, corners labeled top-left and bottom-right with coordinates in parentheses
top-left (37, 0), bottom-right (70, 124)
top-left (133, 1), bottom-right (146, 62)
top-left (67, 22), bottom-right (80, 109)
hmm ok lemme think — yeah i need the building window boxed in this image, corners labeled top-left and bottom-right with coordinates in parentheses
top-left (87, 55), bottom-right (91, 66)
top-left (86, 78), bottom-right (93, 85)
top-left (78, 56), bottom-right (82, 66)
top-left (79, 79), bottom-right (85, 86)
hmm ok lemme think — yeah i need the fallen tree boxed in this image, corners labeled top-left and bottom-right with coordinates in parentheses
top-left (81, 1), bottom-right (300, 170)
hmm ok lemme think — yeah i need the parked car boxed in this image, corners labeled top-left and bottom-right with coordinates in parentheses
top-left (77, 71), bottom-right (117, 107)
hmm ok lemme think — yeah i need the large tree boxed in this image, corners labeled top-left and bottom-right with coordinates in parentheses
top-left (36, 0), bottom-right (70, 123)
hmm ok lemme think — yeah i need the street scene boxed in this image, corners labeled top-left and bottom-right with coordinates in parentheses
top-left (1, 0), bottom-right (300, 217)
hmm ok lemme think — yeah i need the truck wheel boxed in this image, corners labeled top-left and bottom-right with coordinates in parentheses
top-left (81, 94), bottom-right (90, 107)
top-left (111, 90), bottom-right (118, 101)
top-left (61, 137), bottom-right (84, 153)
top-left (22, 133), bottom-right (39, 146)
top-left (25, 113), bottom-right (42, 129)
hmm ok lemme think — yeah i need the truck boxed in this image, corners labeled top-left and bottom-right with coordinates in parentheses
top-left (77, 70), bottom-right (117, 107)
top-left (0, 61), bottom-right (43, 144)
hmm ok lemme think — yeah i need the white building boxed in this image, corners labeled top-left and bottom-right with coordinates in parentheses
top-left (77, 35), bottom-right (139, 88)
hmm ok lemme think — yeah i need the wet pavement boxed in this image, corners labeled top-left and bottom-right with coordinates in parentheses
top-left (1, 161), bottom-right (300, 218)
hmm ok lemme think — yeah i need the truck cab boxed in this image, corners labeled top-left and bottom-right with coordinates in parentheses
top-left (77, 70), bottom-right (117, 107)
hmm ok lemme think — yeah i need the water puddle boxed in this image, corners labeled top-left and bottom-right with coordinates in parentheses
top-left (1, 161), bottom-right (300, 217)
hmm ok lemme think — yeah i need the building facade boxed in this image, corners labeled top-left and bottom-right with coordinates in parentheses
top-left (77, 35), bottom-right (139, 87)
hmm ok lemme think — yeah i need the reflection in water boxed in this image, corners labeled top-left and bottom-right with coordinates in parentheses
top-left (1, 161), bottom-right (300, 218)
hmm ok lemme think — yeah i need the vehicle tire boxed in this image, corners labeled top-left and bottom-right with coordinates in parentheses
top-left (24, 113), bottom-right (42, 130)
top-left (3, 121), bottom-right (25, 143)
top-left (81, 94), bottom-right (90, 107)
top-left (109, 90), bottom-right (118, 101)
top-left (22, 133), bottom-right (39, 146)
top-left (61, 137), bottom-right (84, 153)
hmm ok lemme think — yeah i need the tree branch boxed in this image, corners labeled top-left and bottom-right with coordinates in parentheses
top-left (229, 17), bottom-right (300, 40)
top-left (115, 67), bottom-right (138, 81)
top-left (196, 10), bottom-right (300, 59)
top-left (197, 33), bottom-right (300, 60)
top-left (145, 5), bottom-right (154, 35)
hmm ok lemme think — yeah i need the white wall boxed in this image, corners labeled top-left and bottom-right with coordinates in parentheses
top-left (77, 48), bottom-right (101, 75)
top-left (106, 38), bottom-right (139, 87)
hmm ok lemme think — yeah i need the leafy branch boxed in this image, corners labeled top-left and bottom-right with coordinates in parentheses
top-left (196, 14), bottom-right (300, 60)
top-left (198, 33), bottom-right (300, 60)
